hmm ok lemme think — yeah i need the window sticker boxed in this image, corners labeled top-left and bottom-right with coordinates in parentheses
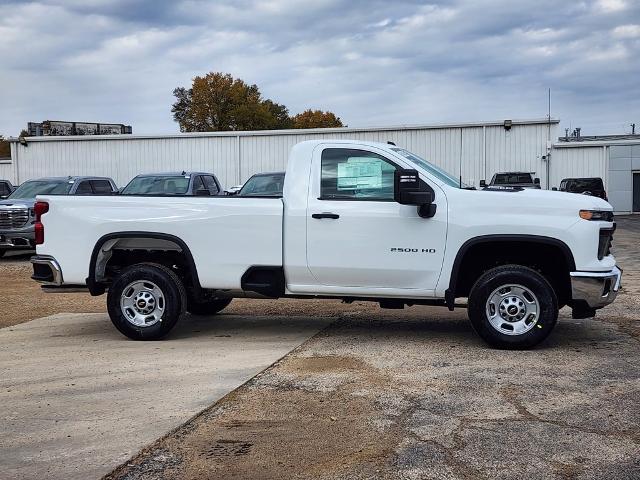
top-left (337, 157), bottom-right (383, 190)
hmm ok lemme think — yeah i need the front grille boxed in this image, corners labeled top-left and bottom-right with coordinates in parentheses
top-left (0, 207), bottom-right (29, 229)
top-left (598, 227), bottom-right (614, 260)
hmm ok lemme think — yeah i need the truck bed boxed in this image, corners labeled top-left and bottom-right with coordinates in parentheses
top-left (36, 195), bottom-right (284, 288)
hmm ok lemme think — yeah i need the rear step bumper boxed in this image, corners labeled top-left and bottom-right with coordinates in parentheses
top-left (31, 255), bottom-right (63, 286)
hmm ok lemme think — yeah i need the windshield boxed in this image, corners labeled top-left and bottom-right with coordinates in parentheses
top-left (390, 148), bottom-right (465, 188)
top-left (239, 173), bottom-right (285, 197)
top-left (122, 175), bottom-right (190, 195)
top-left (9, 180), bottom-right (73, 199)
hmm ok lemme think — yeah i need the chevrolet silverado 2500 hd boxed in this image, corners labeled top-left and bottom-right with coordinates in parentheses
top-left (30, 140), bottom-right (621, 348)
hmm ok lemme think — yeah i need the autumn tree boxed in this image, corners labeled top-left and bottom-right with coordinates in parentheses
top-left (291, 109), bottom-right (344, 129)
top-left (172, 73), bottom-right (285, 132)
top-left (172, 72), bottom-right (342, 132)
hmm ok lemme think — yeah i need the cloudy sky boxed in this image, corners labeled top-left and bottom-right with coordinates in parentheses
top-left (1, 0), bottom-right (639, 136)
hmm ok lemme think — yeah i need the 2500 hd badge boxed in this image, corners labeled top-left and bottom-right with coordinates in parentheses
top-left (390, 248), bottom-right (437, 253)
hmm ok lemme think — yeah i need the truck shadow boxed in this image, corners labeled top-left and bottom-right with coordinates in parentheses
top-left (42, 310), bottom-right (619, 353)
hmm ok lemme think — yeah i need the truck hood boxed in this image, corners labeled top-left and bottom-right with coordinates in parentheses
top-left (0, 198), bottom-right (35, 208)
top-left (466, 187), bottom-right (613, 212)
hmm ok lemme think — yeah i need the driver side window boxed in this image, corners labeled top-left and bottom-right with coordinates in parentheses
top-left (320, 148), bottom-right (397, 201)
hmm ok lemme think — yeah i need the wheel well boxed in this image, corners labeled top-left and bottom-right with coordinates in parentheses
top-left (450, 239), bottom-right (574, 305)
top-left (88, 233), bottom-right (200, 294)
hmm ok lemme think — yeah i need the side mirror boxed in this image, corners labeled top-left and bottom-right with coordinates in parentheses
top-left (394, 169), bottom-right (432, 206)
top-left (479, 180), bottom-right (487, 188)
top-left (394, 169), bottom-right (436, 218)
top-left (194, 188), bottom-right (210, 196)
top-left (534, 177), bottom-right (541, 185)
top-left (0, 195), bottom-right (7, 200)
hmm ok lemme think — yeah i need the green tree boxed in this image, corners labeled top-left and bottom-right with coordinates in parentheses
top-left (172, 72), bottom-right (342, 132)
top-left (291, 109), bottom-right (344, 129)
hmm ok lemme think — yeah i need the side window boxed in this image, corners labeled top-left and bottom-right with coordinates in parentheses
top-left (75, 181), bottom-right (93, 195)
top-left (202, 176), bottom-right (219, 194)
top-left (192, 176), bottom-right (206, 194)
top-left (0, 182), bottom-right (8, 196)
top-left (320, 148), bottom-right (397, 201)
top-left (91, 180), bottom-right (114, 194)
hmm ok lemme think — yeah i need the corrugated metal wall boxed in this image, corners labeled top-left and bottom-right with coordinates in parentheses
top-left (7, 121), bottom-right (559, 189)
top-left (0, 158), bottom-right (17, 184)
top-left (549, 145), bottom-right (607, 190)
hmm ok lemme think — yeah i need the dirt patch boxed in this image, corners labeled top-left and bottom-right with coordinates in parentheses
top-left (0, 258), bottom-right (105, 328)
top-left (106, 351), bottom-right (400, 480)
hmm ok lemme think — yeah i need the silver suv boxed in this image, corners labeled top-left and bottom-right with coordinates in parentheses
top-left (0, 176), bottom-right (117, 257)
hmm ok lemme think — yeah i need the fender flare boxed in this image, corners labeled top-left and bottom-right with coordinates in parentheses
top-left (86, 231), bottom-right (201, 296)
top-left (444, 234), bottom-right (576, 310)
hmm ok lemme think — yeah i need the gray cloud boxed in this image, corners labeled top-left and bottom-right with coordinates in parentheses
top-left (1, 0), bottom-right (639, 136)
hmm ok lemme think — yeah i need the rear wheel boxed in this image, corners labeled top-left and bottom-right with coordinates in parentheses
top-left (107, 263), bottom-right (186, 340)
top-left (468, 265), bottom-right (558, 349)
top-left (187, 296), bottom-right (232, 316)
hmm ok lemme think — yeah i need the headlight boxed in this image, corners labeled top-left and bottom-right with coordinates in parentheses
top-left (579, 210), bottom-right (614, 221)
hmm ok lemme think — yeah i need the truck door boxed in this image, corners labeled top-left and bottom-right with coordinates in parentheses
top-left (305, 145), bottom-right (447, 293)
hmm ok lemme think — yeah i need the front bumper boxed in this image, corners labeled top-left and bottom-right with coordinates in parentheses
top-left (31, 255), bottom-right (63, 286)
top-left (570, 266), bottom-right (622, 309)
top-left (0, 227), bottom-right (35, 250)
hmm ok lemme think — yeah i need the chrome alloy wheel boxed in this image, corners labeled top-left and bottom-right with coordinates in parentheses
top-left (485, 284), bottom-right (540, 335)
top-left (120, 280), bottom-right (165, 327)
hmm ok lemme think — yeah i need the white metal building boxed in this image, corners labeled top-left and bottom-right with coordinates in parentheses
top-left (3, 117), bottom-right (636, 213)
top-left (3, 118), bottom-right (558, 189)
top-left (550, 139), bottom-right (640, 214)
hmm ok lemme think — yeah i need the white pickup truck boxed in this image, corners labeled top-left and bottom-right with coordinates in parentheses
top-left (31, 140), bottom-right (621, 348)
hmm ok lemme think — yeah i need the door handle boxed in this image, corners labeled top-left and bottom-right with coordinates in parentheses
top-left (312, 212), bottom-right (340, 219)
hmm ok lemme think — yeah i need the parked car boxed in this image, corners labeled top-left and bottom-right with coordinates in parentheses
top-left (31, 140), bottom-right (620, 349)
top-left (237, 172), bottom-right (285, 197)
top-left (0, 180), bottom-right (15, 199)
top-left (225, 185), bottom-right (243, 195)
top-left (557, 178), bottom-right (607, 200)
top-left (0, 176), bottom-right (117, 257)
top-left (120, 172), bottom-right (222, 196)
top-left (481, 172), bottom-right (541, 189)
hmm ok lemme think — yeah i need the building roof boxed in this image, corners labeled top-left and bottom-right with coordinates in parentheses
top-left (9, 118), bottom-right (560, 143)
top-left (558, 134), bottom-right (640, 143)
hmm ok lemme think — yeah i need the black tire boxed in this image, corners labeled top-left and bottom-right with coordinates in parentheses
top-left (0, 249), bottom-right (6, 258)
top-left (107, 263), bottom-right (187, 340)
top-left (187, 296), bottom-right (232, 316)
top-left (468, 265), bottom-right (558, 349)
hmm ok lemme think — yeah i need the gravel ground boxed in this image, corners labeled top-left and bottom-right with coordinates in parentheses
top-left (2, 218), bottom-right (639, 480)
top-left (0, 253), bottom-right (379, 328)
top-left (103, 217), bottom-right (640, 480)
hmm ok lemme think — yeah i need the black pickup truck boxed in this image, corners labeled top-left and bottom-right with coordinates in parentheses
top-left (481, 172), bottom-right (541, 189)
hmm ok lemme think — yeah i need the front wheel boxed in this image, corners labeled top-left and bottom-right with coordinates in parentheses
top-left (0, 249), bottom-right (6, 258)
top-left (468, 265), bottom-right (558, 349)
top-left (107, 263), bottom-right (187, 340)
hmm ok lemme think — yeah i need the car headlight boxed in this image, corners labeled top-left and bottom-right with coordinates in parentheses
top-left (579, 210), bottom-right (614, 221)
